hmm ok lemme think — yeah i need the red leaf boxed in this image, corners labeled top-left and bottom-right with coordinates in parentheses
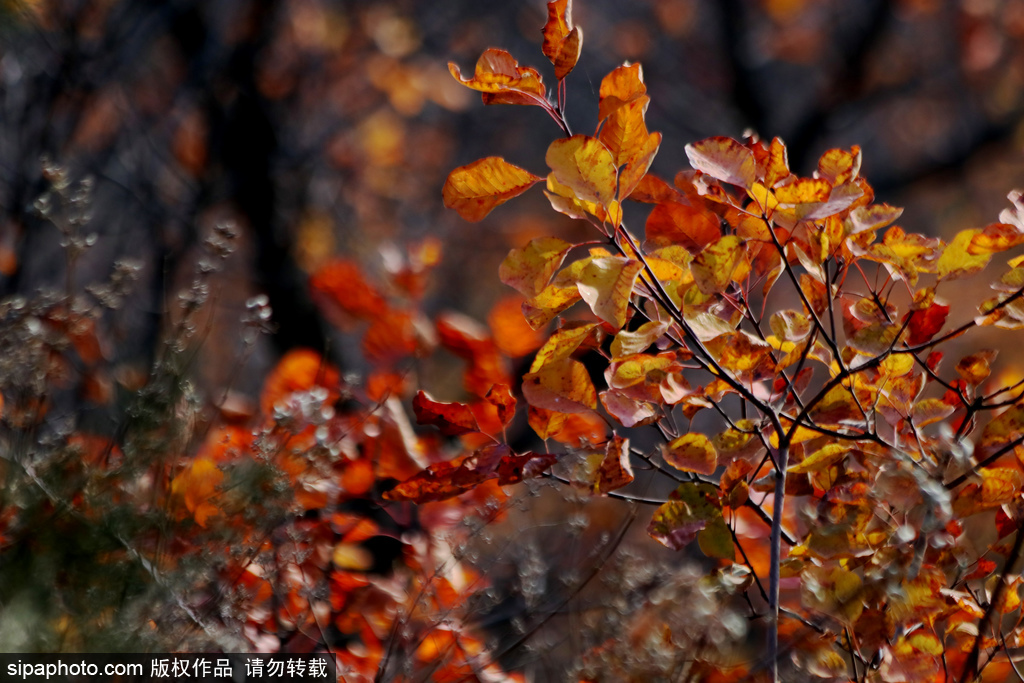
top-left (412, 391), bottom-right (479, 436)
top-left (903, 301), bottom-right (950, 346)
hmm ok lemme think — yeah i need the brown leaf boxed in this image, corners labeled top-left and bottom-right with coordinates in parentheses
top-left (685, 136), bottom-right (757, 188)
top-left (644, 201), bottom-right (721, 253)
top-left (498, 236), bottom-right (573, 298)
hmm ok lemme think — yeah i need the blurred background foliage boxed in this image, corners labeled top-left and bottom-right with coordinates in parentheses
top-left (6, 0), bottom-right (1024, 391)
top-left (5, 0), bottom-right (1024, 676)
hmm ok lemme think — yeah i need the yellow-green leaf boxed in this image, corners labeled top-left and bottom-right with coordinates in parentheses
top-left (936, 229), bottom-right (991, 281)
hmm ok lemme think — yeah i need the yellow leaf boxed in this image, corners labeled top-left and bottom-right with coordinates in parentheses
top-left (498, 236), bottom-right (572, 298)
top-left (691, 235), bottom-right (744, 295)
top-left (443, 157), bottom-right (541, 222)
top-left (530, 321), bottom-right (598, 372)
top-left (665, 433), bottom-right (718, 475)
top-left (611, 320), bottom-right (669, 358)
top-left (788, 443), bottom-right (847, 474)
top-left (522, 282), bottom-right (581, 329)
top-left (575, 256), bottom-right (643, 329)
top-left (522, 357), bottom-right (597, 413)
top-left (546, 135), bottom-right (618, 207)
top-left (171, 457), bottom-right (224, 528)
top-left (967, 222), bottom-right (1024, 255)
top-left (936, 229), bottom-right (992, 281)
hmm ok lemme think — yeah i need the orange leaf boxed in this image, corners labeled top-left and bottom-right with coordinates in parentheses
top-left (448, 48), bottom-right (546, 105)
top-left (310, 259), bottom-right (386, 320)
top-left (488, 294), bottom-right (546, 357)
top-left (498, 236), bottom-right (572, 298)
top-left (665, 433), bottom-right (718, 475)
top-left (816, 145), bottom-right (861, 185)
top-left (626, 173), bottom-right (680, 203)
top-left (598, 62), bottom-right (647, 121)
top-left (598, 95), bottom-right (661, 199)
top-left (967, 222), bottom-right (1024, 255)
top-left (443, 156), bottom-right (541, 222)
top-left (170, 457), bottom-right (224, 528)
top-left (260, 348), bottom-right (340, 416)
top-left (546, 135), bottom-right (618, 207)
top-left (412, 391), bottom-right (479, 436)
top-left (685, 136), bottom-right (757, 189)
top-left (644, 201), bottom-right (721, 253)
top-left (362, 309), bottom-right (419, 365)
top-left (541, 0), bottom-right (582, 80)
top-left (522, 357), bottom-right (597, 414)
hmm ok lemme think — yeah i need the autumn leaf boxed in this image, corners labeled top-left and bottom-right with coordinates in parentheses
top-left (598, 62), bottom-right (647, 121)
top-left (601, 390), bottom-right (658, 427)
top-left (260, 348), bottom-right (340, 416)
top-left (575, 256), bottom-right (643, 329)
top-left (546, 135), bottom-right (618, 207)
top-left (788, 443), bottom-right (847, 474)
top-left (530, 321), bottom-right (599, 371)
top-left (599, 94), bottom-right (661, 199)
top-left (442, 157), bottom-right (541, 222)
top-left (484, 384), bottom-right (516, 427)
top-left (522, 357), bottom-right (597, 414)
top-left (644, 201), bottom-right (721, 253)
top-left (310, 259), bottom-right (387, 321)
top-left (610, 320), bottom-right (669, 358)
top-left (648, 483), bottom-right (734, 559)
top-left (664, 433), bottom-right (718, 475)
top-left (936, 229), bottom-right (992, 281)
top-left (171, 457), bottom-right (224, 528)
top-left (383, 444), bottom-right (556, 503)
top-left (816, 145), bottom-right (861, 185)
top-left (691, 235), bottom-right (744, 295)
top-left (499, 236), bottom-right (573, 298)
top-left (685, 136), bottom-right (757, 189)
top-left (488, 294), bottom-right (546, 357)
top-left (903, 292), bottom-right (949, 346)
top-left (448, 48), bottom-right (546, 105)
top-left (967, 222), bottom-right (1024, 254)
top-left (541, 0), bottom-right (583, 80)
top-left (593, 435), bottom-right (634, 493)
top-left (412, 391), bottom-right (479, 436)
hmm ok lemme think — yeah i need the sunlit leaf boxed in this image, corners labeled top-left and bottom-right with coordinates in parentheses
top-left (546, 135), bottom-right (618, 207)
top-left (952, 468), bottom-right (1024, 517)
top-left (936, 229), bottom-right (992, 281)
top-left (610, 320), bottom-right (669, 358)
top-left (685, 136), bottom-right (757, 189)
top-left (541, 0), bottom-right (583, 80)
top-left (443, 157), bottom-right (542, 222)
top-left (498, 236), bottom-right (572, 299)
top-left (601, 390), bottom-right (657, 427)
top-left (530, 321), bottom-right (599, 372)
top-left (816, 145), bottom-right (861, 185)
top-left (599, 95), bottom-right (661, 199)
top-left (903, 290), bottom-right (949, 346)
top-left (522, 357), bottom-right (597, 413)
top-left (598, 62), bottom-right (647, 121)
top-left (788, 443), bottom-right (847, 474)
top-left (575, 256), bottom-right (643, 329)
top-left (448, 48), bottom-right (547, 105)
top-left (664, 433), bottom-right (718, 475)
top-left (967, 222), bottom-right (1024, 255)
